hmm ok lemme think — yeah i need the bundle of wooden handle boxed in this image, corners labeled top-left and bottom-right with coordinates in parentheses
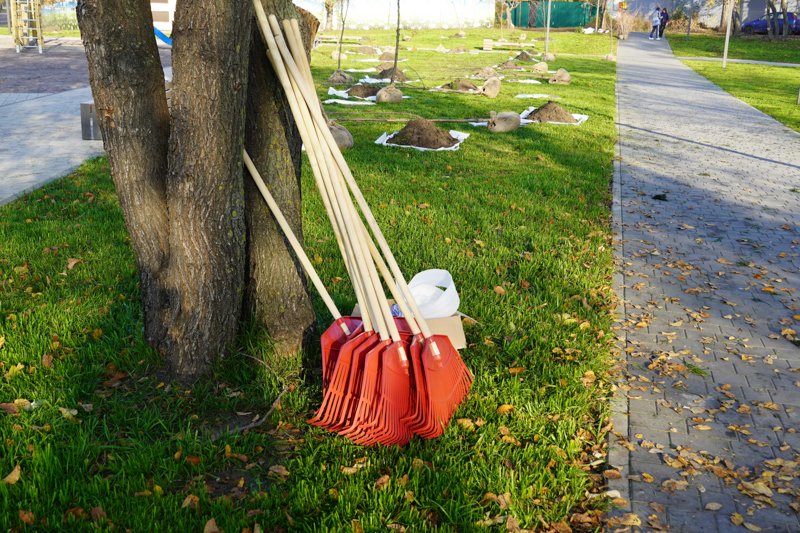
top-left (244, 8), bottom-right (472, 446)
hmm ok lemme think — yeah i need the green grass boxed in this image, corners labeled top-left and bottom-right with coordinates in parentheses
top-left (682, 61), bottom-right (800, 132)
top-left (0, 28), bottom-right (617, 531)
top-left (667, 32), bottom-right (800, 63)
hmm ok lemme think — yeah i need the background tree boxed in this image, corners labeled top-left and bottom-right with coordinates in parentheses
top-left (77, 0), bottom-right (318, 382)
top-left (323, 0), bottom-right (337, 30)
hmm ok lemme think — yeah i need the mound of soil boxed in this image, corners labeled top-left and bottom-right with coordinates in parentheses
top-left (446, 78), bottom-right (478, 91)
top-left (448, 46), bottom-right (468, 54)
top-left (328, 70), bottom-right (354, 85)
top-left (514, 50), bottom-right (536, 61)
top-left (473, 66), bottom-right (498, 79)
top-left (353, 45), bottom-right (380, 54)
top-left (549, 68), bottom-right (572, 85)
top-left (378, 62), bottom-right (395, 71)
top-left (527, 101), bottom-right (576, 123)
top-left (391, 119), bottom-right (457, 149)
top-left (379, 51), bottom-right (395, 61)
top-left (378, 67), bottom-right (408, 82)
top-left (348, 84), bottom-right (382, 98)
top-left (499, 60), bottom-right (522, 70)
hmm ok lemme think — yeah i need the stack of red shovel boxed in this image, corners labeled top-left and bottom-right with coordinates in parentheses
top-left (243, 10), bottom-right (473, 446)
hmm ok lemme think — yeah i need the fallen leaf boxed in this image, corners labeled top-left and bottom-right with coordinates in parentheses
top-left (387, 524), bottom-right (406, 532)
top-left (508, 367), bottom-right (525, 375)
top-left (268, 464), bottom-right (289, 478)
top-left (58, 407), bottom-right (78, 421)
top-left (661, 479), bottom-right (689, 493)
top-left (581, 370), bottom-right (597, 387)
top-left (182, 494), bottom-right (199, 509)
top-left (66, 258), bottom-right (81, 270)
top-left (374, 474), bottom-right (390, 490)
top-left (496, 404), bottom-right (515, 415)
top-left (0, 336), bottom-right (4, 349)
top-left (204, 518), bottom-right (221, 533)
top-left (90, 506), bottom-right (106, 521)
top-left (18, 510), bottom-right (35, 525)
top-left (64, 507), bottom-right (87, 520)
top-left (456, 418), bottom-right (474, 431)
top-left (134, 490), bottom-right (152, 497)
top-left (91, 328), bottom-right (103, 340)
top-left (42, 353), bottom-right (53, 368)
top-left (494, 286), bottom-right (506, 296)
top-left (743, 523), bottom-right (762, 532)
top-left (4, 363), bottom-right (25, 381)
top-left (705, 502), bottom-right (722, 511)
top-left (501, 435), bottom-right (521, 446)
top-left (694, 425), bottom-right (712, 431)
top-left (731, 513), bottom-right (744, 526)
top-left (2, 464), bottom-right (21, 484)
top-left (603, 469), bottom-right (622, 480)
top-left (0, 403), bottom-right (19, 416)
top-left (606, 513), bottom-right (641, 527)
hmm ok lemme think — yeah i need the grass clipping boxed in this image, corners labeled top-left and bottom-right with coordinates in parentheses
top-left (528, 101), bottom-right (577, 124)
top-left (391, 119), bottom-right (458, 149)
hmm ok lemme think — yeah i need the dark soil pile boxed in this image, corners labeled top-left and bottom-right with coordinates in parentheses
top-left (446, 78), bottom-right (478, 91)
top-left (527, 101), bottom-right (576, 123)
top-left (473, 66), bottom-right (498, 79)
top-left (391, 119), bottom-right (457, 149)
top-left (378, 67), bottom-right (408, 82)
top-left (328, 70), bottom-right (354, 85)
top-left (353, 45), bottom-right (380, 54)
top-left (348, 84), bottom-right (382, 98)
top-left (514, 50), bottom-right (536, 61)
top-left (499, 60), bottom-right (522, 70)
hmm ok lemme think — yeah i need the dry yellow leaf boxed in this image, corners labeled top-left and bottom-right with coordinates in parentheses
top-left (204, 518), bottom-right (221, 533)
top-left (731, 513), bottom-right (744, 526)
top-left (508, 367), bottom-right (525, 375)
top-left (182, 494), bottom-right (199, 509)
top-left (493, 285), bottom-right (506, 296)
top-left (268, 465), bottom-right (289, 478)
top-left (0, 336), bottom-right (4, 349)
top-left (66, 258), bottom-right (81, 270)
top-left (374, 474), bottom-right (390, 490)
top-left (641, 472), bottom-right (654, 483)
top-left (501, 435), bottom-right (521, 446)
top-left (694, 425), bottom-right (712, 431)
top-left (456, 418), bottom-right (475, 431)
top-left (2, 464), bottom-right (21, 485)
top-left (704, 502), bottom-right (722, 511)
top-left (496, 404), bottom-right (515, 415)
top-left (743, 523), bottom-right (762, 532)
top-left (581, 370), bottom-right (597, 387)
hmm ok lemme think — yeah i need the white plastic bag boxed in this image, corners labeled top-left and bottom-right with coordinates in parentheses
top-left (405, 269), bottom-right (460, 319)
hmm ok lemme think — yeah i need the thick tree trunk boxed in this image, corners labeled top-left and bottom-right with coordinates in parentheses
top-left (781, 0), bottom-right (789, 37)
top-left (77, 1), bottom-right (170, 347)
top-left (720, 0), bottom-right (734, 33)
top-left (324, 1), bottom-right (335, 30)
top-left (160, 0), bottom-right (253, 379)
top-left (244, 0), bottom-right (317, 357)
top-left (79, 0), bottom-right (314, 382)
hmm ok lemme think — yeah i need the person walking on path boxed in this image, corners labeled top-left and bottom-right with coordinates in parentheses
top-left (658, 7), bottom-right (669, 38)
top-left (648, 7), bottom-right (661, 40)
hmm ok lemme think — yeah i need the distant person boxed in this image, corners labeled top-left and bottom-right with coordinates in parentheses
top-left (659, 8), bottom-right (670, 38)
top-left (649, 7), bottom-right (661, 40)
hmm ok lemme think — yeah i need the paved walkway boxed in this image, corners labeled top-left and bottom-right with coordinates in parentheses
top-left (0, 36), bottom-right (171, 206)
top-left (676, 56), bottom-right (800, 68)
top-left (608, 33), bottom-right (800, 532)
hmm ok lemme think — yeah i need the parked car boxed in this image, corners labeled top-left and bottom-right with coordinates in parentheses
top-left (742, 12), bottom-right (800, 34)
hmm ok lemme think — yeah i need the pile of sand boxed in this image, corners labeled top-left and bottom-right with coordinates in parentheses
top-left (514, 50), bottom-right (536, 61)
top-left (348, 84), bottom-right (382, 98)
top-left (378, 67), bottom-right (408, 82)
top-left (391, 119), bottom-right (458, 149)
top-left (527, 101), bottom-right (576, 123)
top-left (446, 79), bottom-right (478, 91)
top-left (328, 70), bottom-right (354, 85)
top-left (473, 66), bottom-right (498, 79)
top-left (499, 60), bottom-right (522, 70)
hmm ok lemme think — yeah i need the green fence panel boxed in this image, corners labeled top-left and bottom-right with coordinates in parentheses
top-left (511, 2), bottom-right (597, 28)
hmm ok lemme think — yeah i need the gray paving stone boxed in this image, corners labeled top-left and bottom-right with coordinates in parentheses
top-left (609, 32), bottom-right (800, 530)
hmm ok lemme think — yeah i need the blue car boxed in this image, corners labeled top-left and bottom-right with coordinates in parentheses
top-left (742, 12), bottom-right (800, 34)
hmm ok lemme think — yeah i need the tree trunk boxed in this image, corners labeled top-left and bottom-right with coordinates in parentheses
top-left (781, 0), bottom-right (789, 37)
top-left (77, 1), bottom-right (170, 348)
top-left (720, 0), bottom-right (734, 33)
top-left (244, 0), bottom-right (317, 358)
top-left (766, 1), bottom-right (777, 39)
top-left (324, 1), bottom-right (335, 31)
top-left (79, 0), bottom-right (314, 382)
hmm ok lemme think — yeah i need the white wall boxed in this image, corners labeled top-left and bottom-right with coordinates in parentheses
top-left (297, 0), bottom-right (495, 30)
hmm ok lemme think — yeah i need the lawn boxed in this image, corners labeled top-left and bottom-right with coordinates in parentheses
top-left (681, 60), bottom-right (800, 132)
top-left (0, 28), bottom-right (618, 531)
top-left (666, 32), bottom-right (800, 63)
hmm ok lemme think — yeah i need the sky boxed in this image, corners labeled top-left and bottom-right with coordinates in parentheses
top-left (293, 0), bottom-right (496, 29)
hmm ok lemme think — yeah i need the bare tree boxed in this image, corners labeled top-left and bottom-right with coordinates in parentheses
top-left (780, 0), bottom-right (789, 37)
top-left (77, 0), bottom-right (318, 381)
top-left (390, 0), bottom-right (400, 84)
top-left (336, 0), bottom-right (350, 71)
top-left (324, 0), bottom-right (337, 30)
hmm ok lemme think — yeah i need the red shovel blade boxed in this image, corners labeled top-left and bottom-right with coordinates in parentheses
top-left (418, 334), bottom-right (472, 439)
top-left (320, 317), bottom-right (363, 389)
top-left (351, 340), bottom-right (413, 447)
top-left (337, 339), bottom-right (390, 440)
top-left (308, 331), bottom-right (371, 428)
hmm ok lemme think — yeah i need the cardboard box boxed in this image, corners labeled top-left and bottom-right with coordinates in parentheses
top-left (351, 301), bottom-right (467, 350)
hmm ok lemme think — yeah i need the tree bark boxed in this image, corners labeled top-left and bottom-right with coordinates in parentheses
top-left (77, 1), bottom-right (170, 347)
top-left (720, 0), bottom-right (734, 33)
top-left (244, 0), bottom-right (317, 357)
top-left (781, 0), bottom-right (789, 37)
top-left (324, 0), bottom-right (335, 30)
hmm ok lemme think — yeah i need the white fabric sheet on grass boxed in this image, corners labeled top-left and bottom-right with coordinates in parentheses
top-left (359, 76), bottom-right (420, 84)
top-left (515, 94), bottom-right (559, 99)
top-left (507, 79), bottom-right (542, 84)
top-left (323, 99), bottom-right (376, 106)
top-left (375, 130), bottom-right (469, 152)
top-left (469, 107), bottom-right (589, 127)
top-left (345, 67), bottom-right (377, 73)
